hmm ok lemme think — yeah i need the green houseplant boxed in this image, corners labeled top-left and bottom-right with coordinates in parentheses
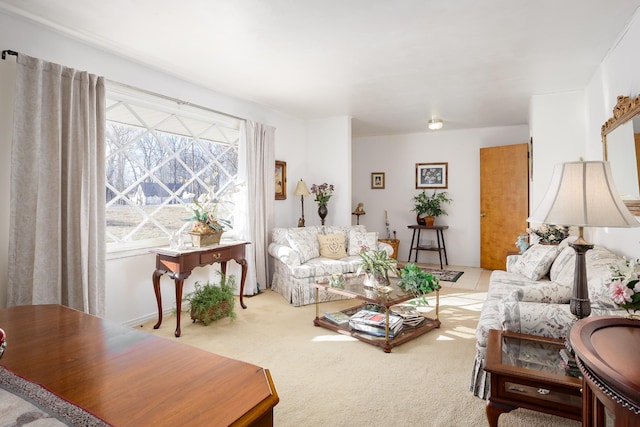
top-left (398, 263), bottom-right (440, 305)
top-left (184, 272), bottom-right (236, 325)
top-left (411, 190), bottom-right (452, 226)
top-left (356, 248), bottom-right (398, 287)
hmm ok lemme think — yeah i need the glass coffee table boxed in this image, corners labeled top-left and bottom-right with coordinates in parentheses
top-left (484, 329), bottom-right (583, 426)
top-left (313, 275), bottom-right (440, 353)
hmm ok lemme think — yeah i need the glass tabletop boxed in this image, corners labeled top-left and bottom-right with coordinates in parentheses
top-left (501, 334), bottom-right (576, 378)
top-left (315, 275), bottom-right (417, 305)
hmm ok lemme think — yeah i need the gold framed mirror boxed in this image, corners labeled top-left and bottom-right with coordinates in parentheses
top-left (602, 95), bottom-right (640, 216)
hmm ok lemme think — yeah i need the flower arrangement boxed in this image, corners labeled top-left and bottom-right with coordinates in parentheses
top-left (608, 258), bottom-right (640, 316)
top-left (526, 224), bottom-right (569, 244)
top-left (182, 177), bottom-right (242, 232)
top-left (310, 182), bottom-right (334, 206)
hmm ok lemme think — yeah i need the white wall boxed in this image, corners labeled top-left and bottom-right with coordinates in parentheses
top-left (528, 91), bottom-right (586, 212)
top-left (353, 125), bottom-right (529, 267)
top-left (306, 116), bottom-right (353, 226)
top-left (583, 9), bottom-right (640, 257)
top-left (0, 11), bottom-right (346, 325)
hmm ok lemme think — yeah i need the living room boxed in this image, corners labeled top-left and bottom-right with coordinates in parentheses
top-left (2, 3), bottom-right (640, 325)
top-left (2, 2), bottom-right (640, 426)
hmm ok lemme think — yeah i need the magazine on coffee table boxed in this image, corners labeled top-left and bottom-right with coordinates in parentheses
top-left (348, 310), bottom-right (403, 337)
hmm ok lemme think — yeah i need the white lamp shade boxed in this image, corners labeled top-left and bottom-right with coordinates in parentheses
top-left (528, 161), bottom-right (639, 227)
top-left (294, 180), bottom-right (311, 196)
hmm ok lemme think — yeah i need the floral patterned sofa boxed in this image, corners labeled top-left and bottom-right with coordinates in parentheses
top-left (268, 225), bottom-right (393, 306)
top-left (470, 237), bottom-right (627, 399)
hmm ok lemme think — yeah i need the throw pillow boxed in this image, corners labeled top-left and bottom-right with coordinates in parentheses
top-left (511, 244), bottom-right (561, 281)
top-left (286, 229), bottom-right (320, 263)
top-left (317, 234), bottom-right (347, 259)
top-left (347, 230), bottom-right (378, 255)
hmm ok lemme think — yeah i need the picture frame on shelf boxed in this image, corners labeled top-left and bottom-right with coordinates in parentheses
top-left (275, 160), bottom-right (286, 200)
top-left (416, 162), bottom-right (448, 189)
top-left (371, 172), bottom-right (385, 189)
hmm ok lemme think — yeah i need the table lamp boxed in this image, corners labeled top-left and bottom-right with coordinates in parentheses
top-left (528, 161), bottom-right (639, 318)
top-left (295, 180), bottom-right (311, 227)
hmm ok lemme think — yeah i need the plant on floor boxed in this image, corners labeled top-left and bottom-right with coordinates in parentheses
top-left (184, 272), bottom-right (236, 325)
top-left (398, 263), bottom-right (440, 306)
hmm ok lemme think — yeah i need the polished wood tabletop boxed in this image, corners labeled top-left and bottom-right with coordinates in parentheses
top-left (570, 315), bottom-right (640, 426)
top-left (0, 304), bottom-right (278, 426)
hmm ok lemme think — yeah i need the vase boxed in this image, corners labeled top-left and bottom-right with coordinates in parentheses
top-left (189, 223), bottom-right (223, 247)
top-left (318, 204), bottom-right (328, 225)
top-left (416, 215), bottom-right (435, 226)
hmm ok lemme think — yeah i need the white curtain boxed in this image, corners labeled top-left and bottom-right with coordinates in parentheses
top-left (236, 121), bottom-right (275, 293)
top-left (7, 54), bottom-right (106, 316)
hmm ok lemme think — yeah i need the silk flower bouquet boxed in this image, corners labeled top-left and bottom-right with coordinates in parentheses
top-left (183, 177), bottom-right (243, 232)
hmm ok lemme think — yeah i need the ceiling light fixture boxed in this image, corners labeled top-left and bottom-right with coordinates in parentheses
top-left (428, 118), bottom-right (443, 130)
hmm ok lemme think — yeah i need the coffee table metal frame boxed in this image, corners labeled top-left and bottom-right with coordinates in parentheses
top-left (484, 329), bottom-right (583, 426)
top-left (313, 277), bottom-right (440, 353)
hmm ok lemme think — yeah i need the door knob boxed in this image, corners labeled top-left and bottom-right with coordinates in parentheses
top-left (480, 212), bottom-right (487, 217)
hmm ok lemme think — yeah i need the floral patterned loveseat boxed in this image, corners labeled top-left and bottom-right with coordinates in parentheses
top-left (268, 225), bottom-right (393, 306)
top-left (470, 237), bottom-right (627, 399)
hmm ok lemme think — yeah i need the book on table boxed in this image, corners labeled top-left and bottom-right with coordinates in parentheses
top-left (348, 309), bottom-right (404, 338)
top-left (391, 305), bottom-right (426, 327)
top-left (323, 311), bottom-right (350, 325)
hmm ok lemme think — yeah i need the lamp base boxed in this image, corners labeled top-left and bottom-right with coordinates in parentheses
top-left (297, 217), bottom-right (305, 227)
top-left (569, 239), bottom-right (594, 319)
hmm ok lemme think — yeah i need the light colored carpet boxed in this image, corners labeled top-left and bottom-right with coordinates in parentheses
top-left (141, 287), bottom-right (580, 427)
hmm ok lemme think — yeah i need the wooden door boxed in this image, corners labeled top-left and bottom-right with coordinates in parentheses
top-left (480, 143), bottom-right (529, 270)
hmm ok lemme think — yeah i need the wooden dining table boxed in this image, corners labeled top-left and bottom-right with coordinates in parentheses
top-left (0, 304), bottom-right (278, 426)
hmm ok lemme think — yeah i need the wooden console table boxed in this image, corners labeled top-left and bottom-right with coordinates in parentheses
top-left (0, 304), bottom-right (278, 426)
top-left (570, 316), bottom-right (640, 426)
top-left (407, 225), bottom-right (448, 269)
top-left (151, 241), bottom-right (249, 337)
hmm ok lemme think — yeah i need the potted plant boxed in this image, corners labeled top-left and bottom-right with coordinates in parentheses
top-left (397, 263), bottom-right (440, 306)
top-left (411, 190), bottom-right (452, 226)
top-left (184, 272), bottom-right (236, 325)
top-left (182, 178), bottom-right (243, 246)
top-left (356, 248), bottom-right (398, 288)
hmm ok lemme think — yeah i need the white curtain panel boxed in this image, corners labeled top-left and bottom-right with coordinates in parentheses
top-left (238, 121), bottom-right (275, 293)
top-left (8, 54), bottom-right (106, 316)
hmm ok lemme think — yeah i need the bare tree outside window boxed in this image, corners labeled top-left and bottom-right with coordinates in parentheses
top-left (105, 92), bottom-right (240, 250)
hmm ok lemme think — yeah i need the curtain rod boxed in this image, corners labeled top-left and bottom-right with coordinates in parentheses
top-left (107, 79), bottom-right (246, 123)
top-left (2, 50), bottom-right (18, 60)
top-left (0, 51), bottom-right (246, 123)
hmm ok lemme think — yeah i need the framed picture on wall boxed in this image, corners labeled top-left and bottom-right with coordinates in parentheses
top-left (275, 160), bottom-right (286, 200)
top-left (371, 172), bottom-right (385, 189)
top-left (416, 162), bottom-right (448, 189)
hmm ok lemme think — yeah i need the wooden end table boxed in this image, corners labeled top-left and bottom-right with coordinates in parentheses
top-left (313, 276), bottom-right (440, 353)
top-left (570, 316), bottom-right (640, 426)
top-left (151, 241), bottom-right (249, 337)
top-left (484, 329), bottom-right (582, 426)
top-left (407, 225), bottom-right (448, 269)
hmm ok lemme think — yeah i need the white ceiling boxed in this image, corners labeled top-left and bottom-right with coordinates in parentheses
top-left (2, 0), bottom-right (640, 136)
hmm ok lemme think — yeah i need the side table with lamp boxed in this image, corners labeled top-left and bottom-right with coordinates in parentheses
top-left (527, 161), bottom-right (639, 320)
top-left (484, 161), bottom-right (639, 426)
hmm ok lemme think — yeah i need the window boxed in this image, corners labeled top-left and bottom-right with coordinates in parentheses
top-left (105, 86), bottom-right (242, 251)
